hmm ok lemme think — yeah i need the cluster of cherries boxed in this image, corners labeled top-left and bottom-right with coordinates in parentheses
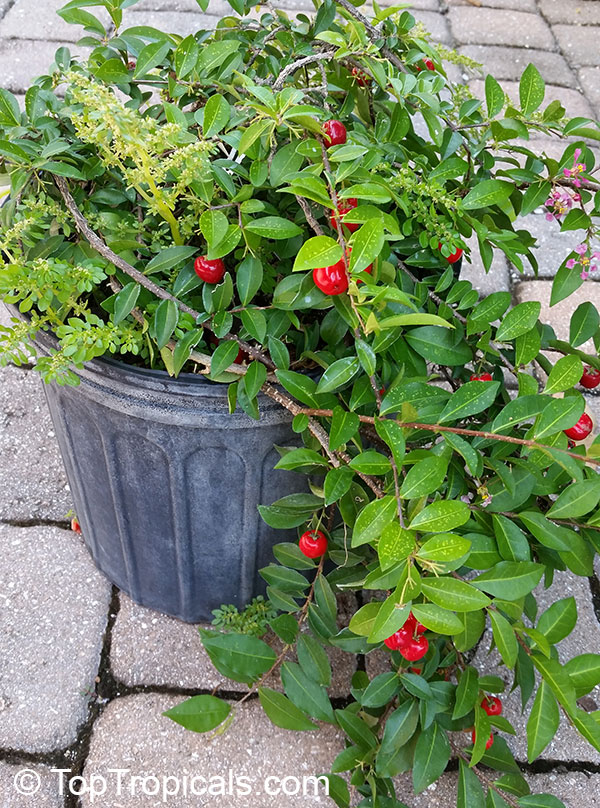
top-left (298, 529), bottom-right (328, 558)
top-left (383, 612), bottom-right (429, 661)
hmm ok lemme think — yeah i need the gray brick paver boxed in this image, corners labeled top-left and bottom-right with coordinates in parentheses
top-left (447, 0), bottom-right (538, 10)
top-left (448, 7), bottom-right (556, 49)
top-left (0, 39), bottom-right (90, 94)
top-left (459, 44), bottom-right (576, 87)
top-left (0, 764), bottom-right (63, 807)
top-left (0, 524), bottom-right (111, 753)
top-left (539, 0), bottom-right (600, 24)
top-left (0, 0), bottom-right (110, 42)
top-left (554, 24), bottom-right (600, 67)
top-left (578, 66), bottom-right (600, 115)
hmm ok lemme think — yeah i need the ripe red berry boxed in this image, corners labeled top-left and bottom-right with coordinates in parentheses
top-left (481, 696), bottom-right (502, 716)
top-left (404, 612), bottom-right (427, 635)
top-left (470, 373), bottom-right (493, 382)
top-left (424, 58), bottom-right (436, 71)
top-left (299, 530), bottom-right (328, 559)
top-left (71, 517), bottom-right (81, 534)
top-left (351, 67), bottom-right (370, 87)
top-left (564, 412), bottom-right (593, 441)
top-left (313, 259), bottom-right (349, 295)
top-left (410, 667), bottom-right (422, 674)
top-left (127, 60), bottom-right (137, 70)
top-left (329, 198), bottom-right (359, 233)
top-left (580, 366), bottom-right (600, 389)
top-left (322, 120), bottom-right (347, 147)
top-left (400, 635), bottom-right (429, 662)
top-left (438, 242), bottom-right (463, 264)
top-left (384, 629), bottom-right (409, 650)
top-left (471, 729), bottom-right (494, 750)
top-left (194, 256), bottom-right (225, 284)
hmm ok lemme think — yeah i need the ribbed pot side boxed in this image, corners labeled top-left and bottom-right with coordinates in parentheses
top-left (30, 324), bottom-right (304, 622)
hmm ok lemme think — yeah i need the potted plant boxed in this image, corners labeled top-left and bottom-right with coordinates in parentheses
top-left (2, 0), bottom-right (600, 803)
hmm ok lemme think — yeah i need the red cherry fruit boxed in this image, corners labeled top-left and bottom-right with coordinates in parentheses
top-left (438, 242), bottom-right (463, 264)
top-left (580, 366), bottom-right (600, 389)
top-left (410, 667), bottom-right (422, 674)
top-left (405, 612), bottom-right (427, 635)
top-left (299, 530), bottom-right (328, 559)
top-left (322, 120), bottom-right (347, 148)
top-left (564, 412), bottom-right (593, 441)
top-left (329, 198), bottom-right (359, 233)
top-left (471, 729), bottom-right (494, 751)
top-left (481, 696), bottom-right (502, 717)
top-left (71, 517), bottom-right (81, 534)
top-left (424, 58), bottom-right (436, 71)
top-left (351, 67), bottom-right (370, 87)
top-left (194, 256), bottom-right (225, 284)
top-left (470, 373), bottom-right (493, 382)
top-left (568, 439), bottom-right (576, 449)
top-left (313, 259), bottom-right (349, 296)
top-left (400, 635), bottom-right (429, 662)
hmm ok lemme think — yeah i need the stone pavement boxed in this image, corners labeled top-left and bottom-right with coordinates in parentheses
top-left (2, 0), bottom-right (600, 806)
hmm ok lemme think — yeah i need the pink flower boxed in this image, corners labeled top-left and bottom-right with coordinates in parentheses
top-left (564, 168), bottom-right (572, 177)
top-left (575, 243), bottom-right (588, 255)
top-left (574, 148), bottom-right (582, 161)
top-left (546, 213), bottom-right (555, 221)
top-left (566, 258), bottom-right (577, 269)
top-left (581, 270), bottom-right (589, 280)
top-left (573, 194), bottom-right (581, 202)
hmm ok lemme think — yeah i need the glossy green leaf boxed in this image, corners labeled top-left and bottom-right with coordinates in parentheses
top-left (399, 455), bottom-right (448, 498)
top-left (258, 687), bottom-right (318, 730)
top-left (544, 355), bottom-right (583, 394)
top-left (412, 721), bottom-right (451, 793)
top-left (352, 496), bottom-right (397, 547)
top-left (293, 236), bottom-right (342, 271)
top-left (163, 694), bottom-right (231, 732)
top-left (496, 302), bottom-right (541, 342)
top-left (519, 63), bottom-right (545, 116)
top-left (471, 561), bottom-right (544, 600)
top-left (439, 380), bottom-right (500, 423)
top-left (408, 500), bottom-right (470, 533)
top-left (316, 357), bottom-right (360, 393)
top-left (420, 577), bottom-right (491, 612)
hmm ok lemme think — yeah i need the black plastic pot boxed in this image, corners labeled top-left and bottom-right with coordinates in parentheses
top-left (18, 317), bottom-right (304, 622)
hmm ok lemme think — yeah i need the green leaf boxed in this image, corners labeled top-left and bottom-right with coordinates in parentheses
top-left (439, 380), bottom-right (500, 423)
top-left (348, 601), bottom-right (381, 636)
top-left (405, 326), bottom-right (472, 366)
top-left (200, 209), bottom-right (229, 250)
top-left (281, 661), bottom-right (335, 723)
top-left (518, 512), bottom-right (573, 552)
top-left (379, 313), bottom-right (454, 329)
top-left (335, 707), bottom-right (378, 750)
top-left (408, 500), bottom-right (470, 533)
top-left (316, 357), bottom-right (360, 393)
top-left (368, 597), bottom-right (411, 644)
top-left (547, 479), bottom-right (600, 519)
top-left (526, 680), bottom-right (559, 763)
top-left (531, 653), bottom-right (577, 712)
top-left (411, 603), bottom-right (463, 635)
top-left (297, 634), bottom-right (331, 687)
top-left (493, 514), bottom-right (531, 562)
top-left (349, 218), bottom-right (384, 273)
top-left (412, 721), bottom-right (451, 793)
top-left (361, 672), bottom-right (400, 708)
top-left (324, 466), bottom-right (354, 506)
top-left (485, 74), bottom-right (505, 118)
top-left (544, 355), bottom-right (583, 394)
top-left (417, 533), bottom-right (471, 563)
top-left (0, 88), bottom-right (21, 126)
top-left (196, 40), bottom-right (241, 73)
top-left (462, 180), bottom-right (513, 210)
top-left (210, 340), bottom-right (240, 378)
top-left (245, 216), bottom-right (302, 240)
top-left (453, 666), bottom-right (479, 719)
top-left (489, 609), bottom-right (518, 668)
top-left (340, 183), bottom-right (391, 203)
top-left (534, 395), bottom-right (585, 439)
top-left (515, 327), bottom-right (541, 366)
top-left (375, 418), bottom-right (406, 467)
top-left (146, 245), bottom-right (197, 274)
top-left (270, 143), bottom-right (304, 187)
top-left (329, 406), bottom-right (360, 451)
top-left (521, 180), bottom-right (552, 217)
top-left (112, 282), bottom-right (140, 326)
top-left (458, 758), bottom-right (485, 808)
top-left (352, 496), bottom-right (397, 547)
top-left (236, 255), bottom-right (263, 307)
top-left (518, 796), bottom-right (565, 808)
top-left (570, 302), bottom-right (600, 347)
top-left (258, 687), bottom-right (317, 731)
top-left (376, 699), bottom-right (419, 777)
top-left (564, 653), bottom-right (600, 697)
top-left (134, 40), bottom-right (171, 77)
top-left (496, 302), bottom-right (541, 342)
top-left (153, 299), bottom-right (178, 350)
top-left (537, 597), bottom-right (577, 645)
top-left (420, 577), bottom-right (491, 612)
top-left (200, 630), bottom-right (277, 684)
top-left (203, 93), bottom-right (231, 137)
top-left (94, 58), bottom-right (130, 83)
top-left (378, 524), bottom-right (416, 570)
top-left (399, 455), bottom-right (448, 498)
top-left (520, 63), bottom-right (545, 115)
top-left (561, 208), bottom-right (590, 232)
top-left (349, 450), bottom-right (391, 475)
top-left (163, 694), bottom-right (230, 733)
top-left (471, 561), bottom-right (544, 600)
top-left (238, 119), bottom-right (273, 155)
top-left (551, 262), bottom-right (584, 306)
top-left (293, 236), bottom-right (342, 272)
top-left (260, 564), bottom-right (309, 594)
top-left (244, 360), bottom-right (267, 400)
top-left (174, 34), bottom-right (200, 79)
top-left (269, 613), bottom-right (300, 643)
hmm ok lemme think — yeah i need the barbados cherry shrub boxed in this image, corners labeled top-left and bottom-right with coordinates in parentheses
top-left (3, 0), bottom-right (600, 805)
